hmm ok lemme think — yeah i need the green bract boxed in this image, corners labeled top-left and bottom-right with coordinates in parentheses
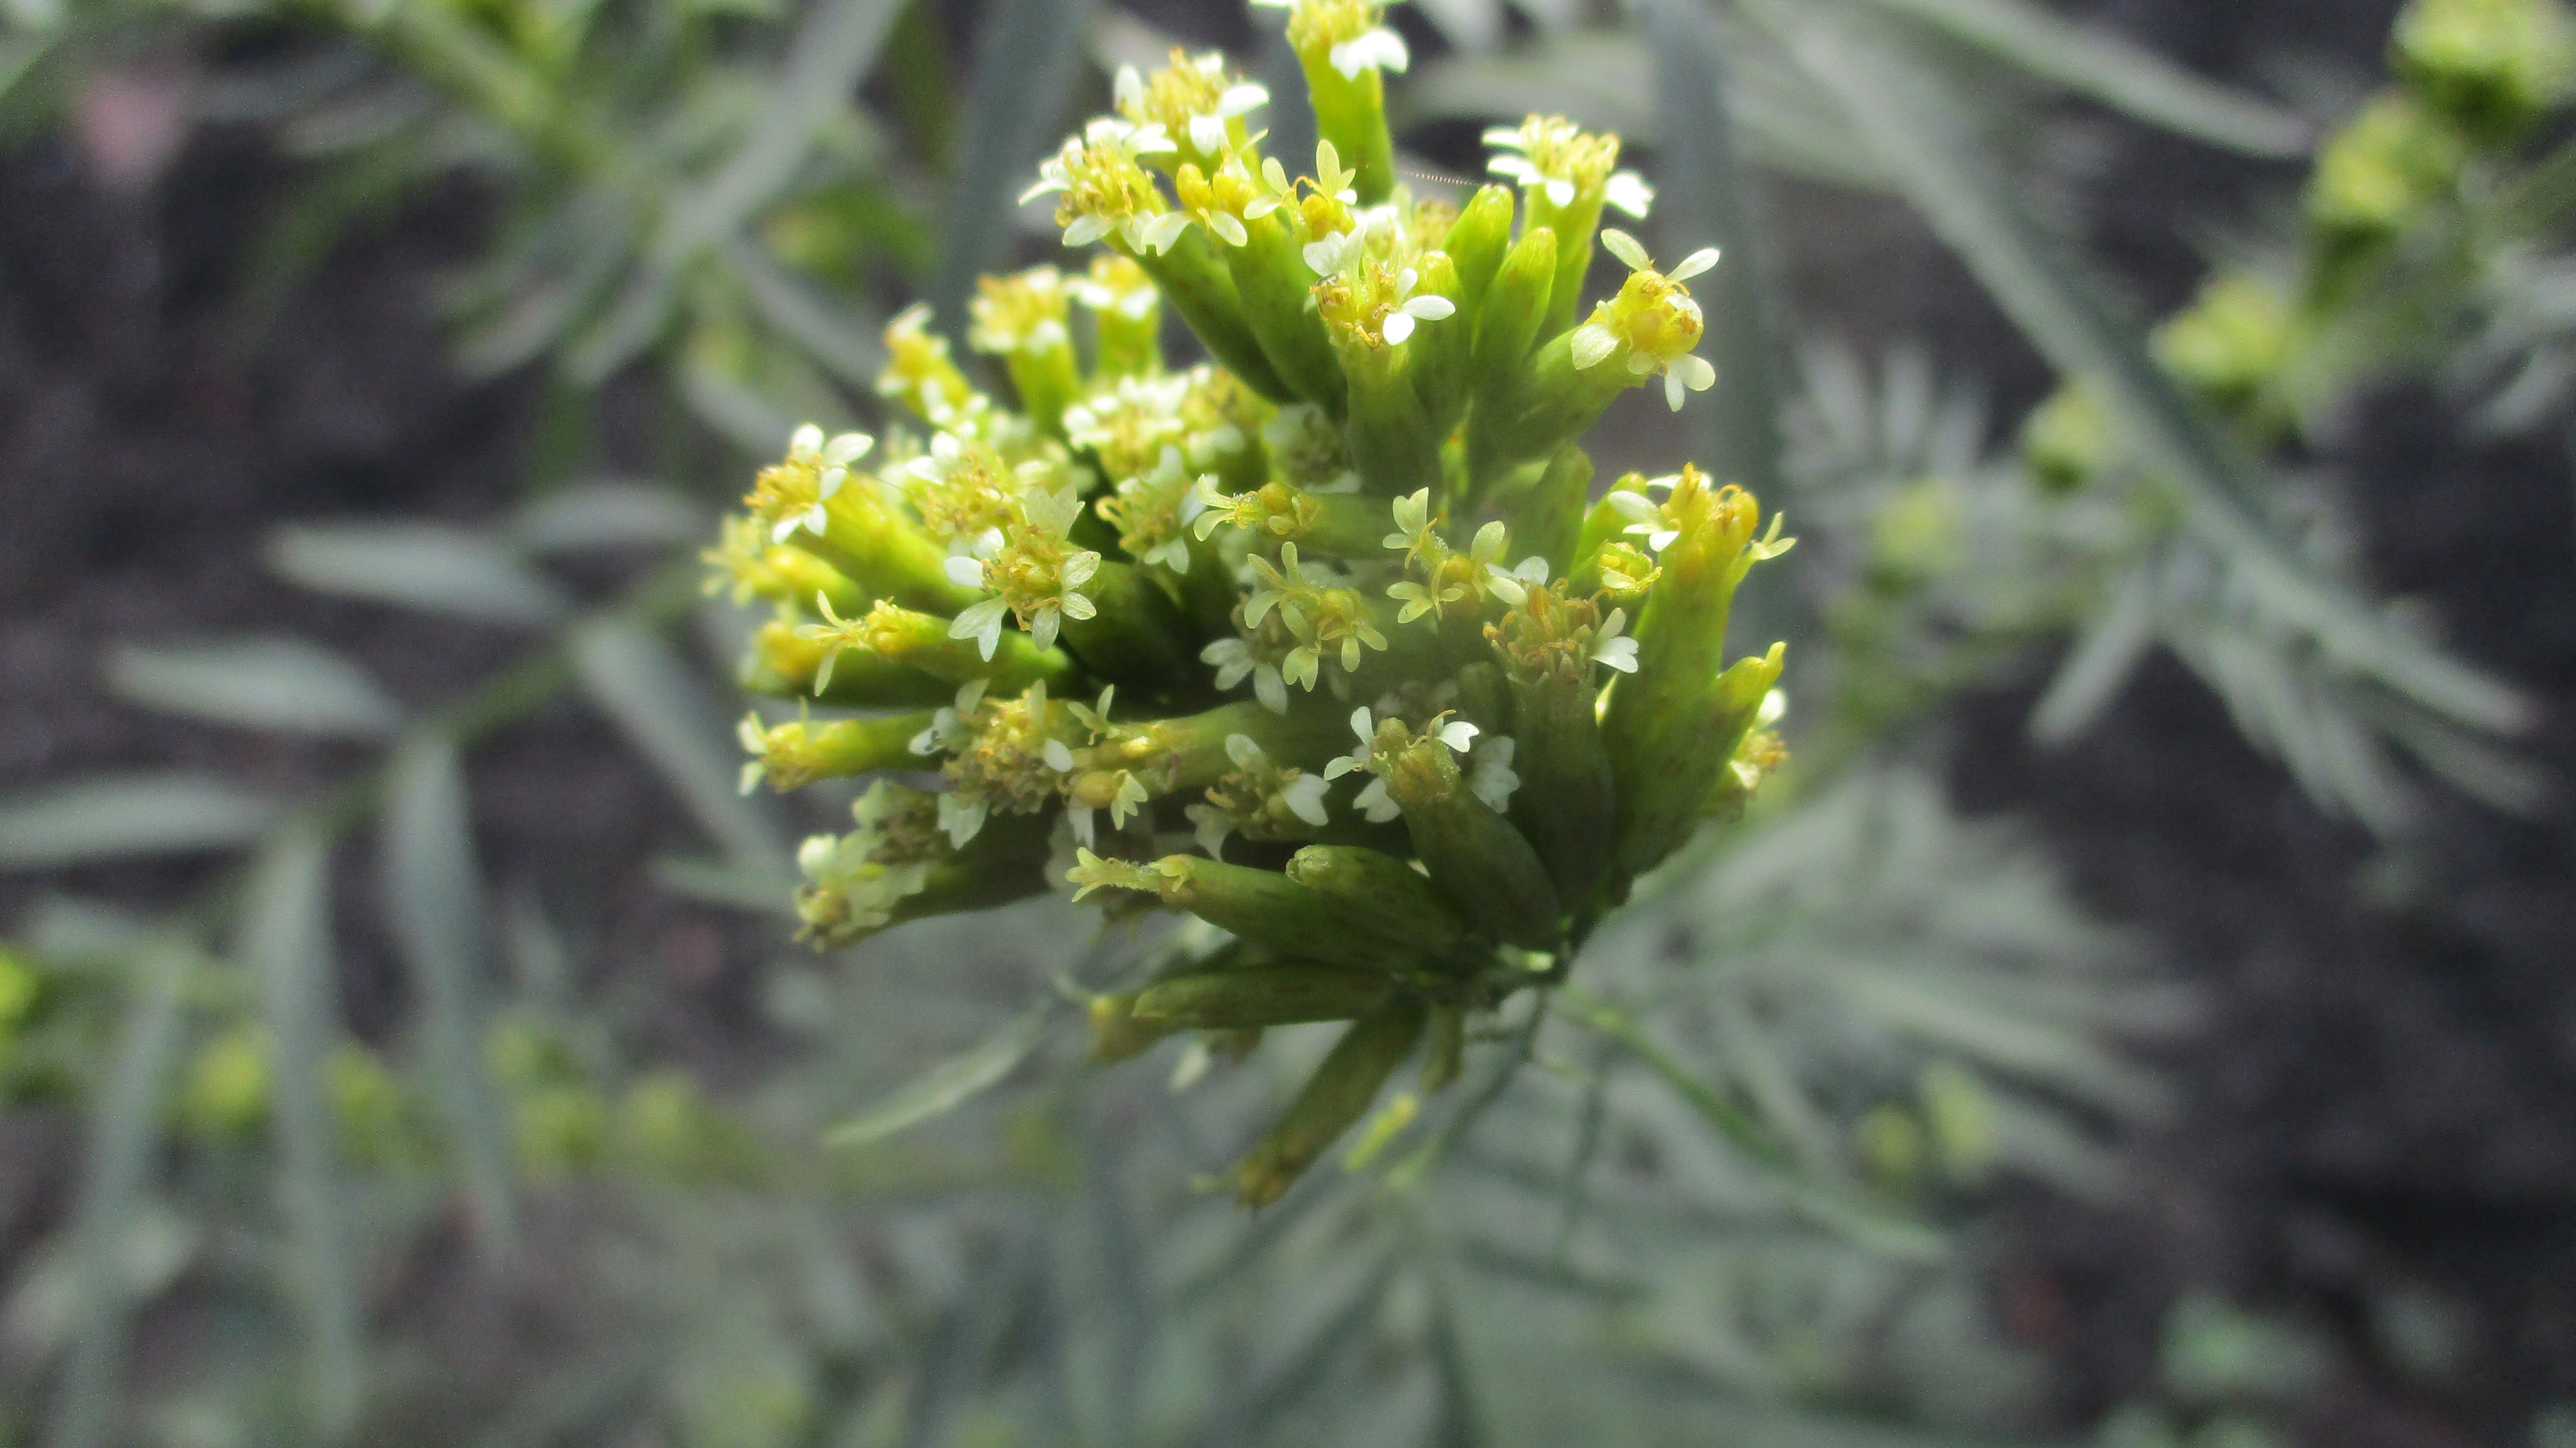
top-left (707, 2), bottom-right (1790, 1205)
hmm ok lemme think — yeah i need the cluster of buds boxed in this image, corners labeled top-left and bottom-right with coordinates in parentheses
top-left (706, 1), bottom-right (1790, 1205)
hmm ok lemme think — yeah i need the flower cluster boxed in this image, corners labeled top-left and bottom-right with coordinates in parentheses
top-left (707, 2), bottom-right (1790, 1206)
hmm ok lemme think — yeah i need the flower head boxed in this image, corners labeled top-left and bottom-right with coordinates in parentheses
top-left (968, 266), bottom-right (1072, 356)
top-left (946, 486), bottom-right (1102, 657)
top-left (1023, 118), bottom-right (1192, 254)
top-left (1116, 48), bottom-right (1271, 164)
top-left (1483, 114), bottom-right (1650, 217)
top-left (1568, 230), bottom-right (1719, 410)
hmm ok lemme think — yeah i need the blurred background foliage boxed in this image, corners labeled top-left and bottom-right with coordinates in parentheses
top-left (0, 0), bottom-right (2566, 1444)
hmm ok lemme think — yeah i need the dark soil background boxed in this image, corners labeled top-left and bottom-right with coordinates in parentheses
top-left (2, 0), bottom-right (2571, 1443)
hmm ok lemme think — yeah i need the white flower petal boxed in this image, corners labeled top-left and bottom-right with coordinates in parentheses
top-left (1381, 310), bottom-right (1415, 346)
top-left (944, 554), bottom-right (988, 588)
top-left (1043, 739), bottom-right (1074, 772)
top-left (1600, 228), bottom-right (1650, 273)
top-left (1669, 246), bottom-right (1720, 282)
top-left (1282, 774), bottom-right (1330, 826)
top-left (1604, 172), bottom-right (1655, 219)
top-left (1190, 114), bottom-right (1226, 154)
top-left (1354, 776), bottom-right (1400, 823)
top-left (1405, 295), bottom-right (1455, 320)
top-left (1570, 323), bottom-right (1620, 370)
top-left (1436, 720), bottom-right (1479, 752)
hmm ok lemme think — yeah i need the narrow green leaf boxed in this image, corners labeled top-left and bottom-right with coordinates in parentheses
top-left (50, 941), bottom-right (188, 1448)
top-left (508, 480), bottom-right (705, 555)
top-left (0, 775), bottom-right (278, 870)
top-left (267, 524), bottom-right (571, 627)
top-left (1761, 2), bottom-right (2532, 738)
top-left (106, 637), bottom-right (402, 740)
top-left (1558, 984), bottom-right (1944, 1259)
top-left (242, 830), bottom-right (364, 1437)
top-left (928, 0), bottom-right (1103, 328)
top-left (568, 619), bottom-right (786, 870)
top-left (824, 999), bottom-right (1056, 1148)
top-left (380, 738), bottom-right (520, 1262)
top-left (1864, 0), bottom-right (2314, 157)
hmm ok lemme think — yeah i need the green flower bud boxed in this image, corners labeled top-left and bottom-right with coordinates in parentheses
top-left (1232, 996), bottom-right (1428, 1206)
top-left (1407, 252), bottom-right (1474, 438)
top-left (1131, 966), bottom-right (1394, 1029)
top-left (178, 1026), bottom-right (272, 1142)
top-left (2020, 384), bottom-right (2116, 494)
top-left (1442, 184), bottom-right (1518, 322)
top-left (2394, 0), bottom-right (2576, 142)
top-left (738, 710), bottom-right (936, 794)
top-left (2153, 271), bottom-right (2296, 436)
top-left (1466, 225), bottom-right (1558, 442)
top-left (2308, 92), bottom-right (2466, 244)
top-left (1131, 227), bottom-right (1298, 403)
top-left (1284, 844), bottom-right (1474, 962)
top-left (1069, 849), bottom-right (1428, 974)
top-left (1268, 0), bottom-right (1410, 205)
top-left (742, 618), bottom-right (956, 710)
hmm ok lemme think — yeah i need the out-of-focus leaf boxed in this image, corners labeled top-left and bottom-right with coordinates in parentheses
top-left (1762, 2), bottom-right (2532, 739)
top-left (106, 637), bottom-right (402, 740)
top-left (726, 236), bottom-right (886, 390)
top-left (509, 480), bottom-right (706, 554)
top-left (380, 738), bottom-right (519, 1262)
top-left (1863, 0), bottom-right (2314, 157)
top-left (568, 619), bottom-right (786, 869)
top-left (680, 356), bottom-right (808, 456)
top-left (826, 999), bottom-right (1056, 1149)
top-left (50, 941), bottom-right (188, 1448)
top-left (242, 830), bottom-right (363, 1438)
top-left (267, 523), bottom-right (572, 627)
top-left (1559, 986), bottom-right (1944, 1260)
top-left (676, 0), bottom-right (908, 252)
top-left (929, 0), bottom-right (1104, 326)
top-left (0, 776), bottom-right (279, 870)
top-left (2030, 564), bottom-right (2158, 740)
top-left (1, 33), bottom-right (55, 112)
